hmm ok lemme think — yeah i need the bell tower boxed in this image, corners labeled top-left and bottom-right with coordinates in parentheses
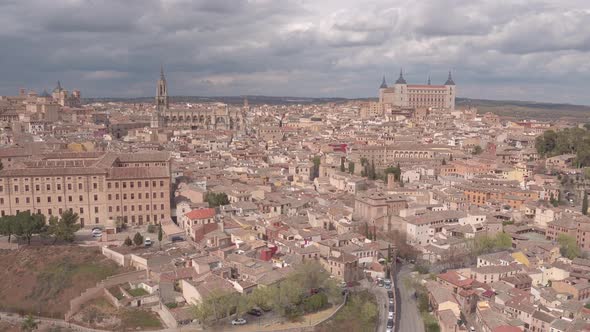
top-left (152, 65), bottom-right (169, 128)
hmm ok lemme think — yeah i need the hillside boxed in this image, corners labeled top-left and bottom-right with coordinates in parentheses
top-left (0, 246), bottom-right (128, 318)
top-left (457, 97), bottom-right (590, 120)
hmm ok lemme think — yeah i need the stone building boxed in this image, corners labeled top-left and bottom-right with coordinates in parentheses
top-left (379, 70), bottom-right (456, 110)
top-left (0, 151), bottom-right (171, 228)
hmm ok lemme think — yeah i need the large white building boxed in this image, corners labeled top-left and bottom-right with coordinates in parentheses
top-left (379, 70), bottom-right (456, 110)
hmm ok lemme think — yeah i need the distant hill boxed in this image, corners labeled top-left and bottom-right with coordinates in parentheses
top-left (85, 95), bottom-right (590, 120)
top-left (457, 97), bottom-right (590, 120)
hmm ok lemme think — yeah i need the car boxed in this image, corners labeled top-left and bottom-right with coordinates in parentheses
top-left (384, 283), bottom-right (391, 289)
top-left (387, 319), bottom-right (394, 328)
top-left (387, 291), bottom-right (393, 298)
top-left (91, 227), bottom-right (102, 233)
top-left (247, 309), bottom-right (262, 317)
top-left (470, 327), bottom-right (475, 332)
top-left (92, 230), bottom-right (102, 237)
top-left (388, 312), bottom-right (394, 319)
top-left (388, 298), bottom-right (394, 305)
top-left (389, 304), bottom-right (394, 313)
top-left (144, 238), bottom-right (152, 246)
top-left (171, 236), bottom-right (184, 242)
top-left (232, 318), bottom-right (247, 325)
top-left (377, 279), bottom-right (384, 287)
top-left (386, 329), bottom-right (392, 332)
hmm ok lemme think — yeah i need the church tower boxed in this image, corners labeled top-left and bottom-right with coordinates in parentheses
top-left (152, 65), bottom-right (169, 128)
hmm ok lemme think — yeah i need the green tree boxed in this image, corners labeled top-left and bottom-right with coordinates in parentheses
top-left (383, 165), bottom-right (401, 183)
top-left (21, 314), bottom-right (38, 332)
top-left (348, 162), bottom-right (355, 174)
top-left (442, 158), bottom-right (446, 165)
top-left (124, 236), bottom-right (133, 246)
top-left (0, 215), bottom-right (19, 243)
top-left (133, 232), bottom-right (144, 246)
top-left (311, 156), bottom-right (321, 180)
top-left (205, 192), bottom-right (229, 207)
top-left (472, 145), bottom-right (483, 155)
top-left (340, 158), bottom-right (345, 172)
top-left (582, 191), bottom-right (588, 215)
top-left (158, 223), bottom-right (163, 249)
top-left (557, 234), bottom-right (581, 259)
top-left (494, 232), bottom-right (512, 250)
top-left (18, 211), bottom-right (47, 244)
top-left (47, 211), bottom-right (81, 243)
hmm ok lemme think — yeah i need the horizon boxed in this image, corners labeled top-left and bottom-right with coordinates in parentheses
top-left (2, 0), bottom-right (590, 104)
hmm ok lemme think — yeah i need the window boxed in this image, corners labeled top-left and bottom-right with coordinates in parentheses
top-left (0, 186), bottom-right (3, 192)
top-left (94, 207), bottom-right (98, 213)
top-left (48, 208), bottom-right (52, 215)
top-left (160, 192), bottom-right (164, 198)
top-left (26, 197), bottom-right (30, 204)
top-left (67, 184), bottom-right (72, 190)
top-left (161, 204), bottom-right (164, 210)
top-left (93, 183), bottom-right (97, 189)
top-left (36, 197), bottom-right (41, 203)
top-left (145, 181), bottom-right (149, 187)
top-left (0, 198), bottom-right (3, 204)
top-left (57, 184), bottom-right (61, 190)
top-left (68, 196), bottom-right (72, 202)
top-left (145, 204), bottom-right (149, 211)
top-left (131, 205), bottom-right (135, 212)
top-left (138, 181), bottom-right (142, 188)
top-left (109, 206), bottom-right (113, 212)
top-left (138, 193), bottom-right (142, 199)
top-left (130, 182), bottom-right (134, 188)
top-left (130, 193), bottom-right (134, 199)
top-left (15, 198), bottom-right (19, 204)
top-left (116, 206), bottom-right (120, 212)
top-left (25, 185), bottom-right (29, 192)
top-left (123, 194), bottom-right (127, 200)
top-left (94, 194), bottom-right (98, 201)
top-left (160, 181), bottom-right (164, 187)
top-left (116, 194), bottom-right (119, 200)
top-left (108, 194), bottom-right (112, 200)
top-left (79, 195), bottom-right (83, 202)
top-left (80, 207), bottom-right (84, 213)
top-left (152, 193), bottom-right (156, 199)
top-left (107, 183), bottom-right (112, 189)
top-left (47, 197), bottom-right (51, 203)
top-left (78, 183), bottom-right (82, 190)
top-left (123, 182), bottom-right (127, 189)
top-left (13, 185), bottom-right (18, 192)
top-left (152, 181), bottom-right (156, 187)
top-left (115, 182), bottom-right (119, 189)
top-left (46, 184), bottom-right (51, 191)
top-left (58, 196), bottom-right (62, 202)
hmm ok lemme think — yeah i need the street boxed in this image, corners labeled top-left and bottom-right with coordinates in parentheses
top-left (395, 264), bottom-right (425, 332)
top-left (365, 278), bottom-right (389, 332)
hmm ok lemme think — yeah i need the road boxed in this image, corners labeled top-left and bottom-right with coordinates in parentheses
top-left (394, 264), bottom-right (425, 332)
top-left (365, 279), bottom-right (389, 332)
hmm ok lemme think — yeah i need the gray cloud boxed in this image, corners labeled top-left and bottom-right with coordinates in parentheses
top-left (1, 0), bottom-right (590, 104)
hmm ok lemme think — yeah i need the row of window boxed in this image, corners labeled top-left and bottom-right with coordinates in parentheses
top-left (7, 193), bottom-right (102, 205)
top-left (107, 192), bottom-right (166, 200)
top-left (108, 204), bottom-right (165, 213)
top-left (1, 180), bottom-right (167, 193)
top-left (107, 180), bottom-right (166, 190)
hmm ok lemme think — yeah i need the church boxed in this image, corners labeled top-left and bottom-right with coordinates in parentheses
top-left (151, 67), bottom-right (244, 131)
top-left (379, 70), bottom-right (456, 111)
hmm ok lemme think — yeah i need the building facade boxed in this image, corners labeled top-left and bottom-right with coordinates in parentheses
top-left (379, 70), bottom-right (456, 110)
top-left (0, 152), bottom-right (171, 227)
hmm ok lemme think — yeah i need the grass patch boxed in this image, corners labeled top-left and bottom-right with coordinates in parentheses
top-left (108, 286), bottom-right (124, 300)
top-left (29, 260), bottom-right (119, 302)
top-left (127, 288), bottom-right (149, 297)
top-left (120, 309), bottom-right (162, 330)
top-left (315, 290), bottom-right (378, 332)
top-left (421, 312), bottom-right (441, 332)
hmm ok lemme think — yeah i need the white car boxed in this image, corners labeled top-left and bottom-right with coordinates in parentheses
top-left (92, 229), bottom-right (102, 237)
top-left (470, 327), bottom-right (476, 332)
top-left (231, 318), bottom-right (247, 325)
top-left (388, 312), bottom-right (394, 319)
top-left (144, 238), bottom-right (152, 246)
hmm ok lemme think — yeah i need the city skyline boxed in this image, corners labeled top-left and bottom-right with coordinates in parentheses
top-left (2, 0), bottom-right (590, 104)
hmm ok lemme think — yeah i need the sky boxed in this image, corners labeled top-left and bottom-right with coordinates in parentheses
top-left (1, 0), bottom-right (590, 104)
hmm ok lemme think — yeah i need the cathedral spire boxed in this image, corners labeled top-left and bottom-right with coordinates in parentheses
top-left (380, 75), bottom-right (388, 89)
top-left (445, 70), bottom-right (455, 85)
top-left (160, 64), bottom-right (166, 81)
top-left (427, 74), bottom-right (431, 85)
top-left (395, 68), bottom-right (407, 84)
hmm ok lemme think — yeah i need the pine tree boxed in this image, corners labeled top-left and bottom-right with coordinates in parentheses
top-left (583, 191), bottom-right (588, 215)
top-left (364, 222), bottom-right (369, 238)
top-left (340, 158), bottom-right (345, 172)
top-left (442, 158), bottom-right (446, 165)
top-left (133, 232), bottom-right (144, 246)
top-left (158, 223), bottom-right (163, 249)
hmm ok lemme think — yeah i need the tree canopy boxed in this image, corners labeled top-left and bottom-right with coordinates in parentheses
top-left (205, 192), bottom-right (229, 207)
top-left (536, 128), bottom-right (590, 167)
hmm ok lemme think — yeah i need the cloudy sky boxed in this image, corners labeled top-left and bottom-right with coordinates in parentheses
top-left (1, 0), bottom-right (590, 103)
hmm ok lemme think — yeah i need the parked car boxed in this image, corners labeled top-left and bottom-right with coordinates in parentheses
top-left (92, 229), bottom-right (102, 237)
top-left (470, 327), bottom-right (475, 332)
top-left (171, 236), bottom-right (184, 242)
top-left (232, 318), bottom-right (247, 325)
top-left (389, 298), bottom-right (394, 305)
top-left (247, 309), bottom-right (262, 317)
top-left (388, 312), bottom-right (394, 319)
top-left (387, 319), bottom-right (394, 328)
top-left (389, 304), bottom-right (394, 313)
top-left (387, 291), bottom-right (393, 298)
top-left (144, 238), bottom-right (152, 246)
top-left (377, 279), bottom-right (384, 287)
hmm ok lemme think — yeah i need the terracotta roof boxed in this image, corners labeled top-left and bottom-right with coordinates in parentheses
top-left (186, 208), bottom-right (216, 220)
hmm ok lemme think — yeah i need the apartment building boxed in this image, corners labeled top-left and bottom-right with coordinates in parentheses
top-left (0, 151), bottom-right (171, 227)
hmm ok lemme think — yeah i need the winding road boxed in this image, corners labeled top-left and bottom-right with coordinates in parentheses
top-left (394, 264), bottom-right (424, 332)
